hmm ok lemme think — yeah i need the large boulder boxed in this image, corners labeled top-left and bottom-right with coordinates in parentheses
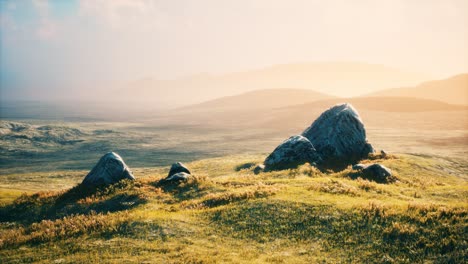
top-left (168, 162), bottom-right (191, 177)
top-left (302, 103), bottom-right (373, 169)
top-left (81, 152), bottom-right (135, 187)
top-left (264, 135), bottom-right (321, 171)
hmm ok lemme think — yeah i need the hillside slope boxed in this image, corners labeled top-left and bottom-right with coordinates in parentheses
top-left (0, 153), bottom-right (467, 263)
top-left (369, 74), bottom-right (468, 105)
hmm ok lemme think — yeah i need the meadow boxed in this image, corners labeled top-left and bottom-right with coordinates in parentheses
top-left (2, 0), bottom-right (467, 262)
top-left (0, 107), bottom-right (467, 263)
top-left (0, 153), bottom-right (467, 263)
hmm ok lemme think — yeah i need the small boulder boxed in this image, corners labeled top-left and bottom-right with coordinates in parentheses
top-left (380, 150), bottom-right (387, 158)
top-left (168, 162), bottom-right (191, 177)
top-left (302, 103), bottom-right (374, 169)
top-left (362, 164), bottom-right (393, 183)
top-left (164, 172), bottom-right (191, 182)
top-left (162, 162), bottom-right (192, 183)
top-left (253, 164), bottom-right (265, 174)
top-left (82, 152), bottom-right (135, 187)
top-left (264, 135), bottom-right (321, 171)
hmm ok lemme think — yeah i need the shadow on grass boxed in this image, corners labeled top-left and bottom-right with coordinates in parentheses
top-left (0, 180), bottom-right (146, 225)
top-left (209, 200), bottom-right (467, 263)
top-left (234, 162), bottom-right (256, 171)
top-left (153, 175), bottom-right (216, 202)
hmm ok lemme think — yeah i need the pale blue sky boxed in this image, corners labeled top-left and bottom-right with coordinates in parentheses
top-left (1, 0), bottom-right (467, 100)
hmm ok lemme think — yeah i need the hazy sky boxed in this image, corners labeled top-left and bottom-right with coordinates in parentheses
top-left (1, 0), bottom-right (467, 100)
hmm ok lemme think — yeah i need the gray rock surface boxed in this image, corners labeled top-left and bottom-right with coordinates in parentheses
top-left (164, 172), bottom-right (191, 182)
top-left (352, 164), bottom-right (367, 170)
top-left (168, 162), bottom-right (191, 177)
top-left (302, 103), bottom-right (373, 168)
top-left (362, 164), bottom-right (393, 183)
top-left (253, 164), bottom-right (265, 174)
top-left (82, 152), bottom-right (135, 187)
top-left (264, 135), bottom-right (321, 170)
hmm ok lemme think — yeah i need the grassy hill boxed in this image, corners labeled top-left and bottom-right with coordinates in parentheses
top-left (0, 153), bottom-right (467, 263)
top-left (369, 74), bottom-right (468, 105)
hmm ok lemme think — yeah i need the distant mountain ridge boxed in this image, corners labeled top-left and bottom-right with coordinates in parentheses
top-left (178, 88), bottom-right (336, 112)
top-left (281, 97), bottom-right (468, 113)
top-left (117, 62), bottom-right (432, 106)
top-left (368, 74), bottom-right (468, 105)
top-left (158, 95), bottom-right (467, 131)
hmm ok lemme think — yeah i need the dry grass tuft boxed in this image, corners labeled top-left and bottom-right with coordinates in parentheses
top-left (308, 179), bottom-right (359, 196)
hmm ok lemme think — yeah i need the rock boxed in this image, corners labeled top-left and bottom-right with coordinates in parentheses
top-left (0, 121), bottom-right (31, 135)
top-left (164, 172), bottom-right (191, 182)
top-left (380, 150), bottom-right (387, 158)
top-left (82, 152), bottom-right (135, 187)
top-left (168, 162), bottom-right (191, 177)
top-left (264, 135), bottom-right (321, 170)
top-left (253, 164), bottom-right (265, 174)
top-left (362, 164), bottom-right (393, 183)
top-left (162, 162), bottom-right (192, 183)
top-left (352, 164), bottom-right (367, 170)
top-left (302, 103), bottom-right (374, 169)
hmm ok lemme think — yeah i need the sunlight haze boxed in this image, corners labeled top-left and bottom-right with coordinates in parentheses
top-left (1, 0), bottom-right (467, 101)
top-left (1, 2), bottom-right (468, 262)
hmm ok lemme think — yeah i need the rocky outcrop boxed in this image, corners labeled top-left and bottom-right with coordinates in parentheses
top-left (264, 135), bottom-right (321, 171)
top-left (168, 162), bottom-right (191, 177)
top-left (0, 122), bottom-right (31, 135)
top-left (81, 152), bottom-right (135, 187)
top-left (0, 121), bottom-right (84, 145)
top-left (264, 103), bottom-right (374, 171)
top-left (302, 103), bottom-right (374, 169)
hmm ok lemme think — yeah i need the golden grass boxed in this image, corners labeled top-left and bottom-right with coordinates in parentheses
top-left (0, 153), bottom-right (467, 263)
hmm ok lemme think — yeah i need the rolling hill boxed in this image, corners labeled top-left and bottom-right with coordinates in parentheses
top-left (257, 96), bottom-right (468, 129)
top-left (116, 62), bottom-right (432, 106)
top-left (281, 96), bottom-right (468, 113)
top-left (178, 88), bottom-right (336, 112)
top-left (151, 94), bottom-right (468, 132)
top-left (369, 74), bottom-right (468, 105)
